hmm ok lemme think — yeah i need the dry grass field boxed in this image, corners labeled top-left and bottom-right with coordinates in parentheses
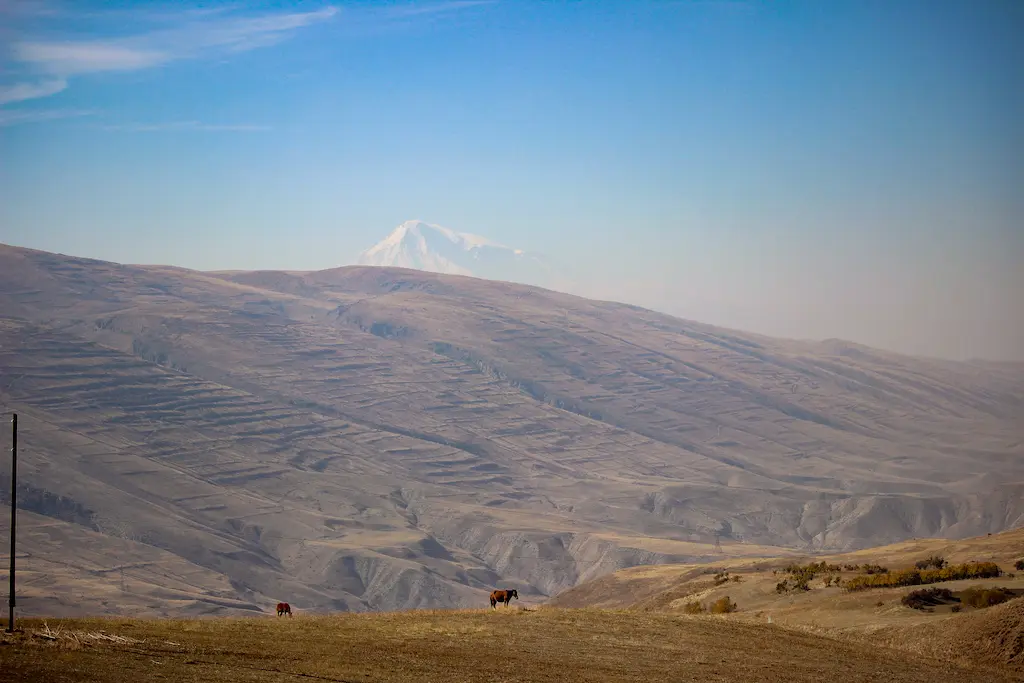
top-left (1, 242), bottom-right (1023, 615)
top-left (3, 529), bottom-right (1022, 682)
top-left (2, 608), bottom-right (1019, 683)
top-left (552, 526), bottom-right (1024, 610)
top-left (550, 527), bottom-right (1024, 675)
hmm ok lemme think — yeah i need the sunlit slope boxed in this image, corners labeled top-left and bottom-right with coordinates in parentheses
top-left (549, 527), bottom-right (1024, 673)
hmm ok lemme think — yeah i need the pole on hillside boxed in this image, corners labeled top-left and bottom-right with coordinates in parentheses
top-left (7, 413), bottom-right (16, 633)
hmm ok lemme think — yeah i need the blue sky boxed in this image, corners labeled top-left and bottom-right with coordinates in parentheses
top-left (1, 0), bottom-right (1022, 360)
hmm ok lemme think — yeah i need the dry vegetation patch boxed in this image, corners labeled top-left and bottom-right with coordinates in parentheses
top-left (902, 588), bottom-right (955, 611)
top-left (709, 596), bottom-right (738, 614)
top-left (844, 561), bottom-right (1003, 592)
top-left (960, 587), bottom-right (1022, 610)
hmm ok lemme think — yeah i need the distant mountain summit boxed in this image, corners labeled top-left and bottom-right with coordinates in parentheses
top-left (356, 220), bottom-right (555, 287)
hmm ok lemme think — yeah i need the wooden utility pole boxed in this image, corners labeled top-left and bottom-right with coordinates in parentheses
top-left (7, 413), bottom-right (16, 633)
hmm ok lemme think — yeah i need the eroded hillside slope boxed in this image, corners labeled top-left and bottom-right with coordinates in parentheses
top-left (1, 243), bottom-right (1022, 614)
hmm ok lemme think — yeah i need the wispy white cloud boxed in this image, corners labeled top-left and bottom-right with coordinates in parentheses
top-left (0, 1), bottom-right (494, 120)
top-left (11, 6), bottom-right (339, 76)
top-left (99, 120), bottom-right (270, 132)
top-left (0, 106), bottom-right (91, 126)
top-left (0, 4), bottom-right (338, 126)
top-left (0, 77), bottom-right (67, 105)
top-left (82, 5), bottom-right (243, 23)
top-left (0, 1), bottom-right (239, 21)
top-left (13, 43), bottom-right (168, 74)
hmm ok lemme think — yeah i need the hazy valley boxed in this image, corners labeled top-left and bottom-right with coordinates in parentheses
top-left (1, 241), bottom-right (1023, 617)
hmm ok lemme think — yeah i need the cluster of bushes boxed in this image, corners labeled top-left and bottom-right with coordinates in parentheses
top-left (710, 596), bottom-right (738, 613)
top-left (773, 560), bottom-right (845, 593)
top-left (901, 587), bottom-right (953, 610)
top-left (960, 587), bottom-right (1017, 609)
top-left (1015, 559), bottom-right (1024, 571)
top-left (844, 561), bottom-right (1002, 592)
top-left (782, 561), bottom-right (842, 576)
top-left (824, 562), bottom-right (888, 574)
top-left (683, 596), bottom-right (738, 614)
top-left (777, 575), bottom-right (838, 593)
top-left (914, 555), bottom-right (946, 570)
top-left (776, 576), bottom-right (812, 593)
top-left (708, 570), bottom-right (745, 586)
top-left (776, 579), bottom-right (803, 594)
top-left (768, 555), bottom-right (1013, 598)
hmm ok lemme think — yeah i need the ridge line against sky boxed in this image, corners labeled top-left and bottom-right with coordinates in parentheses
top-left (1, 0), bottom-right (1021, 362)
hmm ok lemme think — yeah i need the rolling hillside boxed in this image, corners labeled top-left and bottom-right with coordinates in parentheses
top-left (1, 242), bottom-right (1023, 615)
top-left (549, 527), bottom-right (1024, 674)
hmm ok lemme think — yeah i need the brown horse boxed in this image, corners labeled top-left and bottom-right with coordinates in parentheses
top-left (489, 589), bottom-right (518, 608)
top-left (276, 602), bottom-right (292, 617)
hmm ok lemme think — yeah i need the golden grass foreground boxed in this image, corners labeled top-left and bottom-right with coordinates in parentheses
top-left (1, 607), bottom-right (1018, 683)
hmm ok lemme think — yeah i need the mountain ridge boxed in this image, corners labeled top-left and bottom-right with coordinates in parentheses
top-left (1, 241), bottom-right (1022, 616)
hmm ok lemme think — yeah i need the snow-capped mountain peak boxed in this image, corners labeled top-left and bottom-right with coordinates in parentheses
top-left (365, 220), bottom-right (502, 257)
top-left (356, 220), bottom-right (550, 285)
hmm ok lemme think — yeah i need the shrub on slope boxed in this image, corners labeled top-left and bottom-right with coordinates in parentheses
top-left (961, 587), bottom-right (1018, 610)
top-left (845, 562), bottom-right (1001, 592)
top-left (902, 588), bottom-right (954, 610)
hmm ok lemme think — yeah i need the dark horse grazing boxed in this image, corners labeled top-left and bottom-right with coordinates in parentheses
top-left (490, 589), bottom-right (518, 608)
top-left (276, 602), bottom-right (292, 617)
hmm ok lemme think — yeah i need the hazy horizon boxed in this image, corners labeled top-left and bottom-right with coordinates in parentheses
top-left (1, 0), bottom-right (1022, 362)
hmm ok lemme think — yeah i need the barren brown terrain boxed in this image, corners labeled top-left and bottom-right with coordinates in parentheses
top-left (2, 608), bottom-right (1018, 683)
top-left (1, 242), bottom-right (1023, 616)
